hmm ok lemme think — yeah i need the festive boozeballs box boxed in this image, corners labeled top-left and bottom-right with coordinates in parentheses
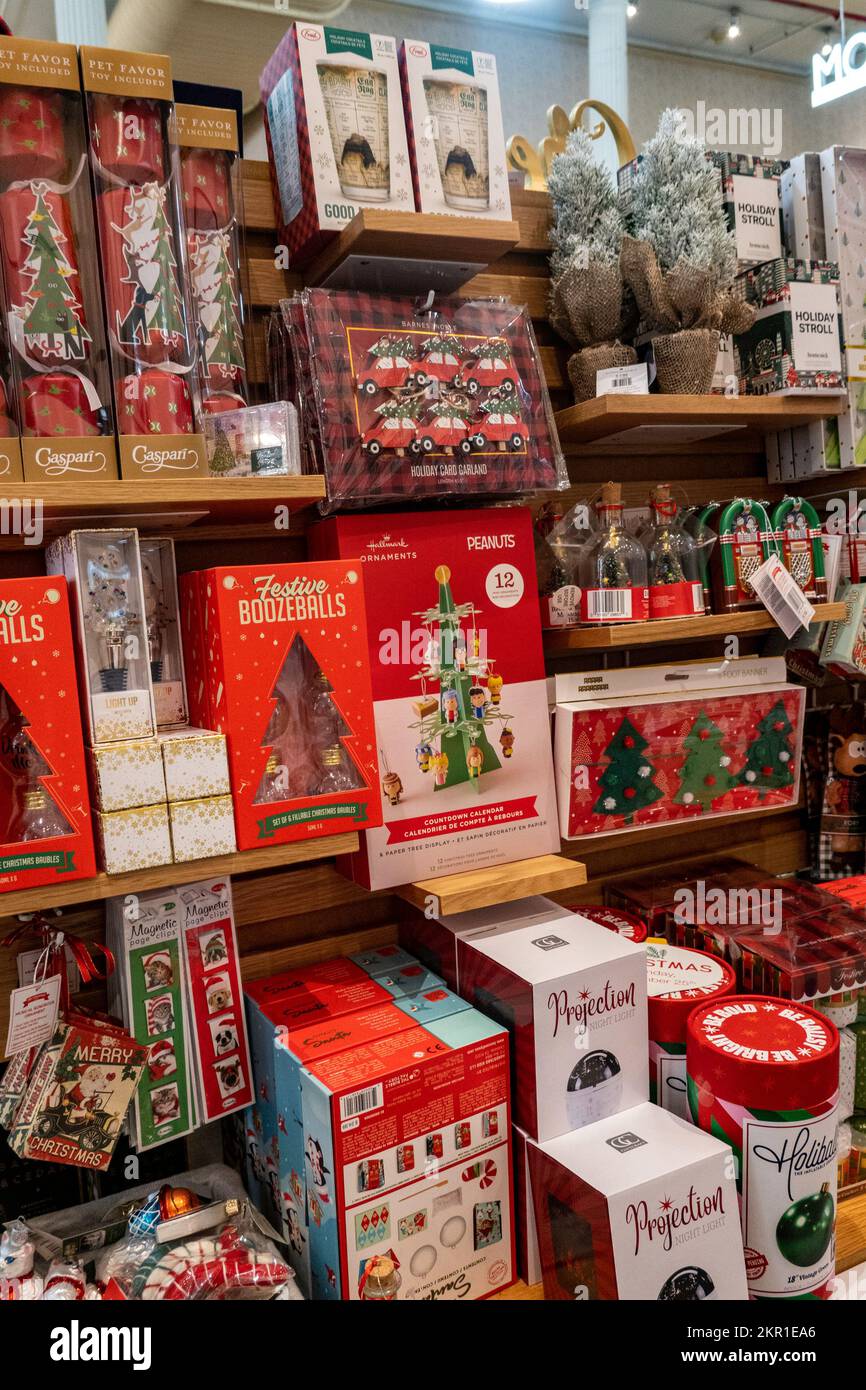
top-left (457, 915), bottom-right (648, 1141)
top-left (260, 23), bottom-right (414, 266)
top-left (311, 506), bottom-right (559, 890)
top-left (180, 561), bottom-right (381, 851)
top-left (554, 659), bottom-right (805, 841)
top-left (528, 1102), bottom-right (748, 1301)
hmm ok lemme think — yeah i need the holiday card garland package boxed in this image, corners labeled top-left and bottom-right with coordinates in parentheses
top-left (175, 103), bottom-right (247, 415)
top-left (398, 894), bottom-right (573, 992)
top-left (138, 536), bottom-right (187, 728)
top-left (781, 154), bottom-right (827, 261)
top-left (180, 560), bottom-right (380, 851)
top-left (706, 151), bottom-right (783, 268)
top-left (398, 42), bottom-right (511, 219)
top-left (106, 888), bottom-right (197, 1150)
top-left (528, 1102), bottom-right (748, 1301)
top-left (645, 942), bottom-right (736, 1121)
top-left (311, 507), bottom-right (559, 890)
top-left (260, 24), bottom-right (414, 267)
top-left (300, 1006), bottom-right (513, 1300)
top-left (0, 38), bottom-right (115, 483)
top-left (45, 528), bottom-right (156, 745)
top-left (79, 47), bottom-right (206, 479)
top-left (734, 259), bottom-right (844, 395)
top-left (203, 400), bottom-right (301, 478)
top-left (457, 915), bottom-right (647, 1141)
top-left (688, 996), bottom-right (839, 1299)
top-left (554, 659), bottom-right (805, 840)
top-left (298, 288), bottom-right (566, 509)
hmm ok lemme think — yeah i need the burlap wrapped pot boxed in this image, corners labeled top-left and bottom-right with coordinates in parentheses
top-left (568, 343), bottom-right (638, 403)
top-left (652, 328), bottom-right (719, 395)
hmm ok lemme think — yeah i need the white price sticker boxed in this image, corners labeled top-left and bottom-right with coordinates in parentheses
top-left (5, 973), bottom-right (60, 1057)
top-left (749, 554), bottom-right (815, 638)
top-left (595, 364), bottom-right (650, 396)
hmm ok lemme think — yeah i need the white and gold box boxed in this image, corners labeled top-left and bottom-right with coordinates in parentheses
top-left (169, 795), bottom-right (237, 863)
top-left (89, 739), bottom-right (166, 813)
top-left (159, 728), bottom-right (230, 802)
top-left (96, 803), bottom-right (173, 874)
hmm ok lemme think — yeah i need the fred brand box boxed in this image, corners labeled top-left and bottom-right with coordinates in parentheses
top-left (528, 1103), bottom-right (749, 1301)
top-left (398, 895), bottom-right (577, 991)
top-left (457, 915), bottom-right (648, 1141)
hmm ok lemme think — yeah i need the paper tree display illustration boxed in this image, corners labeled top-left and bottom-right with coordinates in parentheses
top-left (737, 698), bottom-right (795, 798)
top-left (593, 716), bottom-right (663, 824)
top-left (673, 710), bottom-right (735, 811)
top-left (409, 565), bottom-right (513, 795)
top-left (21, 184), bottom-right (90, 361)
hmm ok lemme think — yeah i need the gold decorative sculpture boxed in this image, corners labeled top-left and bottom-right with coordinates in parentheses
top-left (507, 99), bottom-right (637, 190)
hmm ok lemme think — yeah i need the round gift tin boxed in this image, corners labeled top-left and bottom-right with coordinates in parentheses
top-left (574, 905), bottom-right (648, 945)
top-left (647, 943), bottom-right (736, 1120)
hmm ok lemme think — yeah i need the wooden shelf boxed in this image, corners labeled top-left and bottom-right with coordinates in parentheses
top-left (0, 833), bottom-right (359, 916)
top-left (396, 853), bottom-right (586, 917)
top-left (544, 602), bottom-right (847, 654)
top-left (555, 394), bottom-right (846, 450)
top-left (305, 208), bottom-right (521, 293)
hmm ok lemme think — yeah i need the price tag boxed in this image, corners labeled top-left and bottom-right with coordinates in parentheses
top-left (749, 555), bottom-right (816, 638)
top-left (595, 363), bottom-right (650, 396)
top-left (5, 973), bottom-right (60, 1056)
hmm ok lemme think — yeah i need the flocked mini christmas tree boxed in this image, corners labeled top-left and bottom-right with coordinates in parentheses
top-left (673, 710), bottom-right (735, 811)
top-left (737, 698), bottom-right (795, 798)
top-left (593, 716), bottom-right (663, 824)
top-left (548, 127), bottom-right (626, 280)
top-left (22, 186), bottom-right (90, 361)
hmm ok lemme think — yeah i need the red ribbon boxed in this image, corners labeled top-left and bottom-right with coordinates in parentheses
top-left (0, 916), bottom-right (114, 1012)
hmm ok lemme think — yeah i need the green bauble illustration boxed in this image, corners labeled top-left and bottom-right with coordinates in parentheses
top-left (775, 1184), bottom-right (834, 1268)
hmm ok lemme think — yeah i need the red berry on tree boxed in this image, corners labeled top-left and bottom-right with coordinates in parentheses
top-left (624, 786), bottom-right (636, 799)
top-left (704, 774), bottom-right (716, 786)
top-left (623, 735), bottom-right (635, 749)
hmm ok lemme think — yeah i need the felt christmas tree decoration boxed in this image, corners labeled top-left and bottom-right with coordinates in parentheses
top-left (673, 710), bottom-right (735, 811)
top-left (593, 716), bottom-right (664, 824)
top-left (737, 698), bottom-right (796, 798)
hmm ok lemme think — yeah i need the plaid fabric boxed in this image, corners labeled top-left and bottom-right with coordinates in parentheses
top-left (298, 288), bottom-right (566, 511)
top-left (260, 26), bottom-right (332, 267)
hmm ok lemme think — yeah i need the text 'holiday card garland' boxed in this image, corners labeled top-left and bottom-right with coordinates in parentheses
top-left (181, 562), bottom-right (381, 851)
top-left (311, 506), bottom-right (559, 890)
top-left (554, 658), bottom-right (805, 840)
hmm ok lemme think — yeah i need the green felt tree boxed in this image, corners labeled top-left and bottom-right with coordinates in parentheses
top-left (737, 699), bottom-right (795, 799)
top-left (22, 187), bottom-right (90, 360)
top-left (593, 716), bottom-right (663, 824)
top-left (673, 710), bottom-right (735, 811)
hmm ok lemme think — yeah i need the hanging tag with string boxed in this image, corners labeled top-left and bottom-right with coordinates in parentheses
top-left (5, 934), bottom-right (62, 1056)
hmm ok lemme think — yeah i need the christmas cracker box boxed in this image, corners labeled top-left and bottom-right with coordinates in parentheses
top-left (398, 41), bottom-right (511, 220)
top-left (300, 1006), bottom-right (514, 1300)
top-left (0, 575), bottom-right (97, 894)
top-left (260, 23), bottom-right (414, 266)
top-left (707, 151), bottom-right (783, 267)
top-left (554, 659), bottom-right (806, 841)
top-left (820, 146), bottom-right (866, 469)
top-left (180, 561), bottom-right (381, 852)
top-left (457, 914), bottom-right (648, 1141)
top-left (528, 1102), bottom-right (748, 1301)
top-left (398, 894), bottom-right (579, 992)
top-left (734, 259), bottom-right (844, 395)
top-left (310, 506), bottom-right (559, 890)
top-left (781, 154), bottom-right (827, 261)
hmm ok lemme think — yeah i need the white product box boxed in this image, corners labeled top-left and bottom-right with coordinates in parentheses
top-left (168, 795), bottom-right (236, 863)
top-left (159, 728), bottom-right (230, 801)
top-left (513, 1123), bottom-right (542, 1286)
top-left (398, 894), bottom-right (573, 991)
top-left (96, 803), bottom-right (172, 874)
top-left (399, 41), bottom-right (511, 220)
top-left (781, 154), bottom-right (826, 260)
top-left (457, 915), bottom-right (648, 1141)
top-left (528, 1103), bottom-right (748, 1301)
top-left (89, 739), bottom-right (166, 812)
top-left (821, 147), bottom-right (866, 469)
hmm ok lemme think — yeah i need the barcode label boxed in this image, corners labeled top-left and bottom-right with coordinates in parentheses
top-left (340, 1084), bottom-right (383, 1121)
top-left (586, 588), bottom-right (632, 620)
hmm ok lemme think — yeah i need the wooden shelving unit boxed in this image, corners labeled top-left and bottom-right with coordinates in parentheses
top-left (555, 393), bottom-right (846, 449)
top-left (397, 853), bottom-right (586, 917)
top-left (544, 601), bottom-right (847, 654)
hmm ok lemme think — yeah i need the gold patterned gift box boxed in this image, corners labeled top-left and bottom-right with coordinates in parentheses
top-left (159, 728), bottom-right (231, 801)
top-left (96, 803), bottom-right (173, 874)
top-left (169, 795), bottom-right (236, 863)
top-left (89, 739), bottom-right (167, 813)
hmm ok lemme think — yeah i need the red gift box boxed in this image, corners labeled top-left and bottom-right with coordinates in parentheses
top-left (89, 93), bottom-right (165, 182)
top-left (97, 183), bottom-right (188, 365)
top-left (0, 185), bottom-right (90, 366)
top-left (181, 146), bottom-right (232, 230)
top-left (20, 370), bottom-right (103, 437)
top-left (115, 368), bottom-right (194, 437)
top-left (0, 86), bottom-right (66, 182)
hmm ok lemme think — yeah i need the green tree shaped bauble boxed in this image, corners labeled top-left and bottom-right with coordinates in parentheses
top-left (593, 716), bottom-right (663, 824)
top-left (673, 710), bottom-right (735, 811)
top-left (737, 698), bottom-right (795, 799)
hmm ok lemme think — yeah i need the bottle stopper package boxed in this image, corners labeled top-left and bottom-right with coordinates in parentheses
top-left (0, 37), bottom-right (116, 482)
top-left (79, 46), bottom-right (206, 478)
top-left (295, 288), bottom-right (567, 509)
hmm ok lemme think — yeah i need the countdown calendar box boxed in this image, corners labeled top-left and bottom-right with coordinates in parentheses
top-left (311, 507), bottom-right (559, 890)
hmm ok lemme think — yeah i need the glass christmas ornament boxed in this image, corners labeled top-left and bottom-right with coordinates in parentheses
top-left (85, 543), bottom-right (137, 692)
top-left (316, 745), bottom-right (361, 795)
top-left (578, 481), bottom-right (649, 624)
top-left (359, 1254), bottom-right (401, 1301)
top-left (645, 483), bottom-right (705, 620)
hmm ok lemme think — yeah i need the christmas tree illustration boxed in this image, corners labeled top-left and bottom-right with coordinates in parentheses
top-left (209, 424), bottom-right (235, 474)
top-left (673, 710), bottom-right (735, 812)
top-left (149, 186), bottom-right (185, 345)
top-left (593, 716), bottom-right (663, 824)
top-left (21, 185), bottom-right (90, 361)
top-left (0, 684), bottom-right (71, 840)
top-left (204, 234), bottom-right (244, 377)
top-left (737, 698), bottom-right (795, 799)
top-left (409, 565), bottom-right (512, 794)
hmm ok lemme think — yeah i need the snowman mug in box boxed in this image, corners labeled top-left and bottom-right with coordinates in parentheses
top-left (316, 60), bottom-right (391, 202)
top-left (422, 78), bottom-right (489, 211)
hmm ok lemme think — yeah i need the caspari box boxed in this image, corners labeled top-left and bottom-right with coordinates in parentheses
top-left (398, 894), bottom-right (576, 992)
top-left (457, 914), bottom-right (648, 1141)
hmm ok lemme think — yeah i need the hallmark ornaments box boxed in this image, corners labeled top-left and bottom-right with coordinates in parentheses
top-left (311, 506), bottom-right (560, 890)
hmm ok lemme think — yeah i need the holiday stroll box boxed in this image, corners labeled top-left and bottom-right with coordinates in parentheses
top-left (260, 23), bottom-right (414, 266)
top-left (398, 42), bottom-right (511, 219)
top-left (554, 658), bottom-right (805, 841)
top-left (0, 575), bottom-right (97, 894)
top-left (457, 914), bottom-right (648, 1141)
top-left (707, 151), bottom-right (784, 268)
top-left (180, 561), bottom-right (381, 852)
top-left (311, 507), bottom-right (560, 890)
top-left (734, 258), bottom-right (844, 395)
top-left (528, 1102), bottom-right (748, 1301)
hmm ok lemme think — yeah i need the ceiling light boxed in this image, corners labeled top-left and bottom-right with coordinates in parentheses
top-left (728, 8), bottom-right (741, 39)
top-left (627, 2), bottom-right (638, 17)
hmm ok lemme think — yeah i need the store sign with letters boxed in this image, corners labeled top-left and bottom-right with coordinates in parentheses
top-left (812, 32), bottom-right (866, 106)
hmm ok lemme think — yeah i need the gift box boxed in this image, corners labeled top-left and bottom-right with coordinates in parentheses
top-left (554, 659), bottom-right (806, 840)
top-left (89, 738), bottom-right (166, 812)
top-left (736, 917), bottom-right (866, 1002)
top-left (707, 150), bottom-right (783, 267)
top-left (260, 23), bottom-right (414, 266)
top-left (512, 1124), bottom-right (542, 1287)
top-left (399, 41), bottom-right (511, 219)
top-left (96, 802), bottom-right (172, 874)
top-left (138, 536), bottom-right (187, 727)
top-left (528, 1103), bottom-right (748, 1301)
top-left (458, 914), bottom-right (648, 1140)
top-left (820, 581), bottom-right (866, 677)
top-left (300, 1006), bottom-right (513, 1299)
top-left (398, 895), bottom-right (579, 992)
top-left (0, 575), bottom-right (96, 894)
top-left (781, 154), bottom-right (827, 260)
top-left (312, 507), bottom-right (559, 890)
top-left (646, 942), bottom-right (736, 1119)
top-left (168, 795), bottom-right (237, 863)
top-left (734, 259), bottom-right (844, 395)
top-left (158, 728), bottom-right (229, 801)
top-left (203, 401), bottom-right (300, 477)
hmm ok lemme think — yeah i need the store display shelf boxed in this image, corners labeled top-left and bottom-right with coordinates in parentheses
top-left (304, 208), bottom-right (521, 293)
top-left (555, 394), bottom-right (846, 449)
top-left (396, 852), bottom-right (586, 917)
top-left (544, 602), bottom-right (847, 654)
top-left (0, 833), bottom-right (359, 917)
